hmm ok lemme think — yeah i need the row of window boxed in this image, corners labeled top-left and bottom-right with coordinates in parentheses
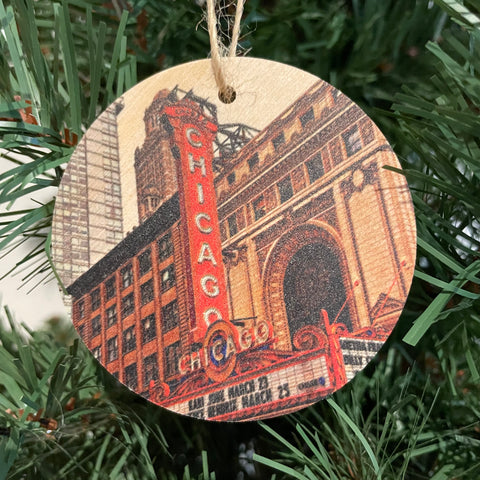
top-left (123, 342), bottom-right (180, 388)
top-left (90, 300), bottom-right (179, 342)
top-left (94, 342), bottom-right (181, 390)
top-left (224, 124), bottom-right (366, 238)
top-left (225, 107), bottom-right (316, 190)
top-left (77, 255), bottom-right (175, 320)
top-left (83, 268), bottom-right (178, 343)
top-left (225, 150), bottom-right (324, 238)
top-left (227, 153), bottom-right (324, 237)
top-left (248, 107), bottom-right (315, 176)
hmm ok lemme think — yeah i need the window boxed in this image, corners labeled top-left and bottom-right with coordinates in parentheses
top-left (107, 336), bottom-right (118, 362)
top-left (144, 196), bottom-right (160, 213)
top-left (248, 153), bottom-right (259, 171)
top-left (300, 107), bottom-right (314, 127)
top-left (278, 176), bottom-right (294, 203)
top-left (141, 280), bottom-right (154, 305)
top-left (252, 195), bottom-right (266, 221)
top-left (161, 265), bottom-right (176, 292)
top-left (227, 172), bottom-right (236, 185)
top-left (77, 324), bottom-right (85, 338)
top-left (105, 277), bottom-right (116, 300)
top-left (138, 249), bottom-right (152, 277)
top-left (124, 363), bottom-right (138, 390)
top-left (306, 153), bottom-right (324, 183)
top-left (227, 214), bottom-right (238, 237)
top-left (142, 314), bottom-right (157, 344)
top-left (162, 300), bottom-right (179, 333)
top-left (143, 353), bottom-right (159, 388)
top-left (272, 132), bottom-right (285, 151)
top-left (158, 234), bottom-right (173, 262)
top-left (121, 264), bottom-right (133, 289)
top-left (343, 125), bottom-right (362, 156)
top-left (123, 326), bottom-right (136, 354)
top-left (165, 342), bottom-right (180, 377)
top-left (106, 304), bottom-right (117, 327)
top-left (90, 288), bottom-right (100, 312)
top-left (92, 346), bottom-right (101, 361)
top-left (77, 300), bottom-right (85, 319)
top-left (91, 315), bottom-right (101, 337)
top-left (360, 119), bottom-right (375, 145)
top-left (121, 293), bottom-right (135, 319)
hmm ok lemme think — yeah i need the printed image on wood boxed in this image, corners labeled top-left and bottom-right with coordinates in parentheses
top-left (52, 58), bottom-right (416, 421)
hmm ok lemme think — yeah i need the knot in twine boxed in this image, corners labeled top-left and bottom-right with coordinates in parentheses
top-left (206, 0), bottom-right (245, 103)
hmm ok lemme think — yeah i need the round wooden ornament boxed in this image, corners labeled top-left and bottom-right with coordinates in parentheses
top-left (52, 58), bottom-right (416, 421)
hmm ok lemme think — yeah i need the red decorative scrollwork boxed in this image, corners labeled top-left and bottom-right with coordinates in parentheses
top-left (292, 325), bottom-right (328, 351)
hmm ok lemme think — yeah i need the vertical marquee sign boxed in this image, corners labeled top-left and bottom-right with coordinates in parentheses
top-left (164, 104), bottom-right (233, 361)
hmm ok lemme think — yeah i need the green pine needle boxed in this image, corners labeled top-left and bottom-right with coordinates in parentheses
top-left (0, 0), bottom-right (136, 287)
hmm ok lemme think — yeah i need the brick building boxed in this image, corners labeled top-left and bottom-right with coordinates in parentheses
top-left (65, 80), bottom-right (415, 420)
top-left (134, 89), bottom-right (181, 223)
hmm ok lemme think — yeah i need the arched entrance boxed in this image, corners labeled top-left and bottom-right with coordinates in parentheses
top-left (262, 223), bottom-right (356, 351)
top-left (283, 242), bottom-right (351, 348)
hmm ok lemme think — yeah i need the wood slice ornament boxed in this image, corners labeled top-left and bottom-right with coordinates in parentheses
top-left (52, 58), bottom-right (416, 421)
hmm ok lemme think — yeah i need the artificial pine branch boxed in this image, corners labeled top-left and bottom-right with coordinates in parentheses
top-left (0, 0), bottom-right (136, 286)
top-left (0, 308), bottom-right (173, 480)
top-left (390, 3), bottom-right (480, 345)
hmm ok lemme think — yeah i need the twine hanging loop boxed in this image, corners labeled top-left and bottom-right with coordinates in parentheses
top-left (206, 0), bottom-right (245, 103)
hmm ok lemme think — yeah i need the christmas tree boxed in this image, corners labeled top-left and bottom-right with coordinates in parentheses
top-left (0, 0), bottom-right (479, 478)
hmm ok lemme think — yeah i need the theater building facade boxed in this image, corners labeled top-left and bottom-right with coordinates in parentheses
top-left (66, 80), bottom-right (415, 421)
